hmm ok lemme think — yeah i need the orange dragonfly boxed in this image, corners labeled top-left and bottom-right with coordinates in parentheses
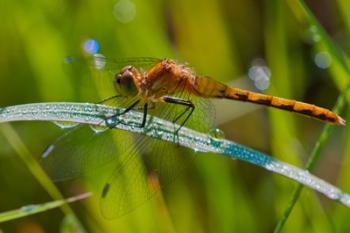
top-left (108, 57), bottom-right (344, 127)
top-left (41, 55), bottom-right (344, 218)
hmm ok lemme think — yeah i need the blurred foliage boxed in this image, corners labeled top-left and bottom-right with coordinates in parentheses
top-left (0, 0), bottom-right (349, 232)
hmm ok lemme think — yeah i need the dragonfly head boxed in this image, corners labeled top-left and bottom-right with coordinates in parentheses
top-left (114, 65), bottom-right (139, 97)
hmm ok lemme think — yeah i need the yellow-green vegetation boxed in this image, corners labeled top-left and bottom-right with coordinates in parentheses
top-left (0, 0), bottom-right (349, 232)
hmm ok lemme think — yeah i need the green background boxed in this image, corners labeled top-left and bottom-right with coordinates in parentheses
top-left (0, 0), bottom-right (349, 232)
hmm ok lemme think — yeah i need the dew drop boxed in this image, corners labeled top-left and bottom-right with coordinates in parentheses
top-left (192, 147), bottom-right (201, 153)
top-left (328, 191), bottom-right (339, 200)
top-left (154, 130), bottom-right (163, 138)
top-left (93, 53), bottom-right (106, 70)
top-left (53, 121), bottom-right (79, 129)
top-left (304, 25), bottom-right (321, 44)
top-left (41, 144), bottom-right (55, 158)
top-left (89, 125), bottom-right (108, 134)
top-left (209, 128), bottom-right (225, 139)
top-left (314, 51), bottom-right (332, 69)
top-left (105, 117), bottom-right (118, 128)
top-left (20, 205), bottom-right (36, 213)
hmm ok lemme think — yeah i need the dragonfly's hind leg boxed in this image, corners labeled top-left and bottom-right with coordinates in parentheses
top-left (162, 96), bottom-right (195, 137)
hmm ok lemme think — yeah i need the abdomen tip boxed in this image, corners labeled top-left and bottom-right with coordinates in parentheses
top-left (337, 116), bottom-right (346, 125)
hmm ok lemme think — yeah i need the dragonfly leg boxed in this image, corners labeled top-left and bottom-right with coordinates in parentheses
top-left (134, 102), bottom-right (155, 110)
top-left (119, 99), bottom-right (141, 115)
top-left (105, 100), bottom-right (149, 128)
top-left (162, 96), bottom-right (195, 133)
top-left (97, 95), bottom-right (122, 104)
top-left (94, 95), bottom-right (124, 126)
top-left (140, 103), bottom-right (148, 128)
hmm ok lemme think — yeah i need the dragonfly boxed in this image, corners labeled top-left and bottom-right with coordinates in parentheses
top-left (41, 55), bottom-right (345, 218)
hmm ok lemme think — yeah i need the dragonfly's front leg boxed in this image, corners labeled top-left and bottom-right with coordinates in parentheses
top-left (105, 99), bottom-right (149, 128)
top-left (140, 102), bottom-right (148, 128)
top-left (97, 95), bottom-right (122, 104)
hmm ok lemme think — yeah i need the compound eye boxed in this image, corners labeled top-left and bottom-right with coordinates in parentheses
top-left (123, 69), bottom-right (134, 79)
top-left (116, 74), bottom-right (122, 84)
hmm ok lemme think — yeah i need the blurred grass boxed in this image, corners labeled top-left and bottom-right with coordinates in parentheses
top-left (0, 123), bottom-right (85, 231)
top-left (273, 1), bottom-right (350, 232)
top-left (0, 193), bottom-right (90, 224)
top-left (264, 2), bottom-right (307, 232)
top-left (0, 0), bottom-right (349, 232)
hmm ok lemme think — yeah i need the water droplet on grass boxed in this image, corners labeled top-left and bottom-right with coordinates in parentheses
top-left (42, 144), bottom-right (55, 158)
top-left (20, 205), bottom-right (36, 213)
top-left (209, 128), bottom-right (225, 139)
top-left (314, 51), bottom-right (332, 69)
top-left (53, 121), bottom-right (79, 129)
top-left (89, 125), bottom-right (108, 134)
top-left (105, 117), bottom-right (119, 128)
top-left (93, 54), bottom-right (106, 70)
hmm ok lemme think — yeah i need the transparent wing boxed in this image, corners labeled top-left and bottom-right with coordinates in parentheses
top-left (149, 85), bottom-right (216, 133)
top-left (41, 121), bottom-right (196, 218)
top-left (88, 55), bottom-right (162, 71)
top-left (64, 55), bottom-right (162, 103)
top-left (65, 55), bottom-right (161, 74)
top-left (185, 94), bottom-right (216, 133)
top-left (44, 55), bottom-right (216, 218)
top-left (100, 133), bottom-right (195, 218)
top-left (99, 136), bottom-right (152, 218)
top-left (100, 87), bottom-right (216, 218)
top-left (40, 125), bottom-right (126, 181)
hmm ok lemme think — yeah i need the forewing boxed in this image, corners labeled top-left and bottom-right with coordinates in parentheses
top-left (88, 56), bottom-right (162, 72)
top-left (63, 55), bottom-right (162, 102)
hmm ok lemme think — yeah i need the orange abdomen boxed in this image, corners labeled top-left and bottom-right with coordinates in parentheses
top-left (192, 76), bottom-right (345, 125)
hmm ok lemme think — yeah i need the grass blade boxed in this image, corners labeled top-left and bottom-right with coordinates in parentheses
top-left (0, 102), bottom-right (349, 210)
top-left (274, 1), bottom-right (350, 232)
top-left (274, 87), bottom-right (348, 233)
top-left (0, 192), bottom-right (91, 223)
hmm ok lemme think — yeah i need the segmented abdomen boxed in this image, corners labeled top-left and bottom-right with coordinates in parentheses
top-left (192, 76), bottom-right (344, 125)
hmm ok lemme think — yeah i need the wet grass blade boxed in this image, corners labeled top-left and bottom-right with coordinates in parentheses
top-left (0, 192), bottom-right (91, 223)
top-left (0, 102), bottom-right (349, 211)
